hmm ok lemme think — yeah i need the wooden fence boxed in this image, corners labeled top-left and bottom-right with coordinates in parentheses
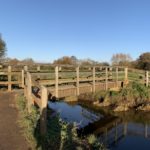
top-left (0, 65), bottom-right (149, 92)
top-left (24, 71), bottom-right (48, 136)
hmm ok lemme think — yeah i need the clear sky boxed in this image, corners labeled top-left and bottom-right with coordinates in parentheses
top-left (0, 0), bottom-right (150, 63)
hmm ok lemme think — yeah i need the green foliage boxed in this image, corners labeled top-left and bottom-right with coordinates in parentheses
top-left (78, 91), bottom-right (109, 102)
top-left (136, 52), bottom-right (150, 70)
top-left (120, 82), bottom-right (150, 103)
top-left (0, 35), bottom-right (6, 59)
top-left (108, 82), bottom-right (150, 108)
top-left (16, 94), bottom-right (107, 150)
top-left (46, 117), bottom-right (83, 150)
top-left (87, 134), bottom-right (97, 144)
top-left (94, 91), bottom-right (108, 101)
top-left (87, 134), bottom-right (107, 150)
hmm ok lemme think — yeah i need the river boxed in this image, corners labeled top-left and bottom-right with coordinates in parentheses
top-left (48, 101), bottom-right (150, 150)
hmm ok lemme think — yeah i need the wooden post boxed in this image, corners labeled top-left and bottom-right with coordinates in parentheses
top-left (92, 67), bottom-right (95, 92)
top-left (24, 77), bottom-right (27, 98)
top-left (21, 70), bottom-right (24, 88)
top-left (76, 66), bottom-right (80, 96)
top-left (145, 71), bottom-right (149, 87)
top-left (40, 86), bottom-right (48, 136)
top-left (37, 66), bottom-right (40, 72)
top-left (55, 66), bottom-right (59, 98)
top-left (124, 67), bottom-right (128, 84)
top-left (27, 72), bottom-right (32, 113)
top-left (24, 65), bottom-right (28, 72)
top-left (105, 67), bottom-right (108, 90)
top-left (116, 67), bottom-right (118, 87)
top-left (8, 66), bottom-right (11, 91)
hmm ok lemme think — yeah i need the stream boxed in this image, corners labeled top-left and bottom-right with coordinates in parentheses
top-left (48, 101), bottom-right (150, 150)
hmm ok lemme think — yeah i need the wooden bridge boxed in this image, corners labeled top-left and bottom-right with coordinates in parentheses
top-left (0, 64), bottom-right (149, 135)
top-left (0, 64), bottom-right (149, 95)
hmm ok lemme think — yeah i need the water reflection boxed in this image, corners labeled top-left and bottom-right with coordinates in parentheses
top-left (48, 101), bottom-right (103, 128)
top-left (48, 101), bottom-right (150, 150)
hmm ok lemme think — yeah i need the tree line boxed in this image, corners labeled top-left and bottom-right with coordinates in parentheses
top-left (53, 53), bottom-right (150, 70)
top-left (0, 34), bottom-right (150, 70)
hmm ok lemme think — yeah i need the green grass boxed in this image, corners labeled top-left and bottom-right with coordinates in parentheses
top-left (16, 94), bottom-right (42, 150)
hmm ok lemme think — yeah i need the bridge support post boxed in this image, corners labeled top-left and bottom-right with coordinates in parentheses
top-left (37, 65), bottom-right (41, 72)
top-left (76, 66), bottom-right (79, 96)
top-left (8, 66), bottom-right (11, 92)
top-left (24, 65), bottom-right (28, 72)
top-left (93, 67), bottom-right (95, 93)
top-left (40, 86), bottom-right (48, 136)
top-left (55, 66), bottom-right (59, 98)
top-left (145, 71), bottom-right (149, 87)
top-left (27, 72), bottom-right (32, 113)
top-left (21, 70), bottom-right (25, 88)
top-left (105, 67), bottom-right (108, 90)
top-left (124, 67), bottom-right (128, 84)
top-left (116, 67), bottom-right (118, 87)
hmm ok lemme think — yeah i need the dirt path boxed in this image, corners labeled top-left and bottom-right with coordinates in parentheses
top-left (0, 92), bottom-right (31, 150)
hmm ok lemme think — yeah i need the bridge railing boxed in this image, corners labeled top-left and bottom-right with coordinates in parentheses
top-left (0, 65), bottom-right (149, 92)
top-left (24, 71), bottom-right (48, 136)
top-left (0, 66), bottom-right (24, 91)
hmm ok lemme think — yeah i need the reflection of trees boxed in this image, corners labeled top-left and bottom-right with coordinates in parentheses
top-left (113, 110), bottom-right (150, 125)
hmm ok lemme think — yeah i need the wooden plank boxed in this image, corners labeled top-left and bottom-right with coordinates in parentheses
top-left (8, 66), bottom-right (11, 91)
top-left (27, 72), bottom-right (32, 113)
top-left (0, 81), bottom-right (21, 85)
top-left (146, 71), bottom-right (149, 87)
top-left (40, 86), bottom-right (48, 136)
top-left (105, 67), bottom-right (108, 90)
top-left (32, 94), bottom-right (41, 107)
top-left (93, 67), bottom-right (95, 92)
top-left (55, 66), bottom-right (59, 97)
top-left (76, 66), bottom-right (79, 96)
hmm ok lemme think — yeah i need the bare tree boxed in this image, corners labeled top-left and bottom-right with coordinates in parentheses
top-left (111, 53), bottom-right (132, 66)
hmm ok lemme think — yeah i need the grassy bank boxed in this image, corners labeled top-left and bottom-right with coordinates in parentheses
top-left (16, 94), bottom-right (42, 150)
top-left (16, 93), bottom-right (107, 150)
top-left (78, 82), bottom-right (150, 112)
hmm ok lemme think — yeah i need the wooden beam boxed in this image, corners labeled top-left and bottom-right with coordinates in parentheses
top-left (55, 66), bottom-right (59, 97)
top-left (37, 66), bottom-right (41, 72)
top-left (24, 65), bottom-right (28, 72)
top-left (124, 67), bottom-right (128, 84)
top-left (146, 71), bottom-right (149, 87)
top-left (105, 67), bottom-right (108, 90)
top-left (116, 67), bottom-right (118, 87)
top-left (21, 70), bottom-right (24, 88)
top-left (76, 66), bottom-right (80, 96)
top-left (40, 86), bottom-right (48, 136)
top-left (8, 66), bottom-right (11, 91)
top-left (93, 66), bottom-right (95, 92)
top-left (27, 72), bottom-right (32, 113)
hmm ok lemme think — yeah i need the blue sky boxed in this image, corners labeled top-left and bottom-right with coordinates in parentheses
top-left (0, 0), bottom-right (150, 63)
